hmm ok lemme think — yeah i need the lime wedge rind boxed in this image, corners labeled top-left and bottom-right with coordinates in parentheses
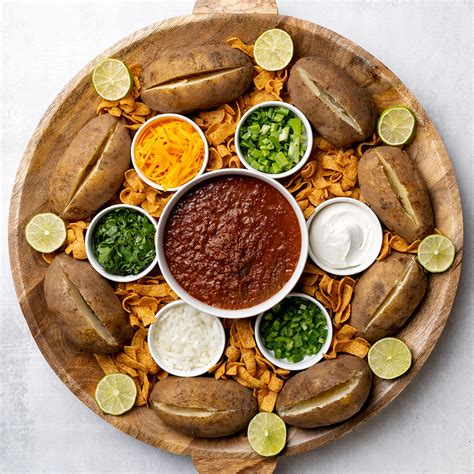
top-left (92, 59), bottom-right (133, 101)
top-left (417, 234), bottom-right (455, 273)
top-left (377, 106), bottom-right (416, 146)
top-left (95, 373), bottom-right (137, 416)
top-left (247, 413), bottom-right (287, 457)
top-left (368, 337), bottom-right (412, 380)
top-left (25, 213), bottom-right (67, 253)
top-left (254, 29), bottom-right (294, 72)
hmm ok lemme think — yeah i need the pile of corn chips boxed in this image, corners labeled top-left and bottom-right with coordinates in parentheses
top-left (42, 220), bottom-right (89, 264)
top-left (115, 275), bottom-right (177, 328)
top-left (296, 262), bottom-right (371, 358)
top-left (119, 169), bottom-right (172, 218)
top-left (283, 135), bottom-right (376, 219)
top-left (94, 328), bottom-right (168, 406)
top-left (378, 230), bottom-right (420, 261)
top-left (209, 319), bottom-right (290, 412)
top-left (96, 64), bottom-right (154, 131)
top-left (324, 324), bottom-right (371, 359)
top-left (299, 262), bottom-right (355, 327)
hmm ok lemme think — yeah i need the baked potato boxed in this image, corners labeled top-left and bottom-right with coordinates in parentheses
top-left (43, 254), bottom-right (132, 353)
top-left (276, 355), bottom-right (371, 428)
top-left (150, 376), bottom-right (258, 438)
top-left (358, 146), bottom-right (434, 242)
top-left (350, 252), bottom-right (427, 342)
top-left (288, 56), bottom-right (376, 147)
top-left (141, 45), bottom-right (253, 113)
top-left (48, 114), bottom-right (131, 220)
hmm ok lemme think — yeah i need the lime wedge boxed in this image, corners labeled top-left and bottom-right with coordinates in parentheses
top-left (25, 213), bottom-right (66, 253)
top-left (92, 59), bottom-right (133, 101)
top-left (377, 106), bottom-right (416, 146)
top-left (417, 234), bottom-right (455, 273)
top-left (95, 373), bottom-right (137, 416)
top-left (254, 29), bottom-right (294, 71)
top-left (247, 413), bottom-right (287, 457)
top-left (368, 337), bottom-right (412, 380)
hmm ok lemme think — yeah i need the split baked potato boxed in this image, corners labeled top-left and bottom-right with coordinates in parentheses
top-left (350, 252), bottom-right (427, 342)
top-left (358, 146), bottom-right (434, 242)
top-left (288, 56), bottom-right (376, 147)
top-left (48, 114), bottom-right (131, 220)
top-left (141, 45), bottom-right (253, 113)
top-left (44, 254), bottom-right (132, 353)
top-left (276, 355), bottom-right (372, 428)
top-left (150, 376), bottom-right (258, 438)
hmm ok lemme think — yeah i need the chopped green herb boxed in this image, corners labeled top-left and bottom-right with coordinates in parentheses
top-left (93, 208), bottom-right (156, 276)
top-left (239, 106), bottom-right (307, 174)
top-left (260, 296), bottom-right (328, 363)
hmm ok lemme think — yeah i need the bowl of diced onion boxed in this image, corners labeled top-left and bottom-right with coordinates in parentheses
top-left (235, 101), bottom-right (313, 179)
top-left (147, 300), bottom-right (225, 377)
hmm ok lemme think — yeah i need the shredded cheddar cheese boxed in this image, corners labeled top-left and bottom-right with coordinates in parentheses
top-left (134, 118), bottom-right (205, 190)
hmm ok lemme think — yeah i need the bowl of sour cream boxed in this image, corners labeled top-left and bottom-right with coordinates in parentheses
top-left (307, 197), bottom-right (383, 275)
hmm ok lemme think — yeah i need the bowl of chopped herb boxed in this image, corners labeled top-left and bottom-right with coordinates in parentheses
top-left (235, 101), bottom-right (313, 178)
top-left (255, 292), bottom-right (332, 371)
top-left (85, 204), bottom-right (158, 283)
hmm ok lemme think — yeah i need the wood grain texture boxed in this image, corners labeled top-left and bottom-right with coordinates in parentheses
top-left (194, 0), bottom-right (278, 14)
top-left (8, 4), bottom-right (463, 474)
top-left (192, 455), bottom-right (278, 473)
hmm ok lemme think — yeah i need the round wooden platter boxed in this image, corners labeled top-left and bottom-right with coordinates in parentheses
top-left (8, 0), bottom-right (463, 472)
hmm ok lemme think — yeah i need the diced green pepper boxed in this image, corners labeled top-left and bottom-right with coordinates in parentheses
top-left (259, 296), bottom-right (328, 363)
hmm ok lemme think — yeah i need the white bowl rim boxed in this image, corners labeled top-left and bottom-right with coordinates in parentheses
top-left (131, 113), bottom-right (209, 192)
top-left (85, 203), bottom-right (158, 283)
top-left (234, 101), bottom-right (313, 180)
top-left (155, 168), bottom-right (309, 319)
top-left (306, 197), bottom-right (383, 276)
top-left (254, 292), bottom-right (333, 371)
top-left (147, 300), bottom-right (226, 377)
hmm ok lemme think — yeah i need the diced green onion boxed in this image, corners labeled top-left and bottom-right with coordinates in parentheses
top-left (239, 106), bottom-right (307, 174)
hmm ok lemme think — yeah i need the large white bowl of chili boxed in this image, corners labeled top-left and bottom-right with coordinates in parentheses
top-left (156, 168), bottom-right (309, 319)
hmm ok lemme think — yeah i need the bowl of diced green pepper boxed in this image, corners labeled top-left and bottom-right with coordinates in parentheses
top-left (255, 292), bottom-right (333, 371)
top-left (235, 101), bottom-right (313, 178)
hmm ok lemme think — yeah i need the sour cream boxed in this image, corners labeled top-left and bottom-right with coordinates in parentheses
top-left (307, 198), bottom-right (382, 275)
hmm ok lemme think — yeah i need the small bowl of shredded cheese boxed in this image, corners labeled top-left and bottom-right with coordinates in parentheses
top-left (132, 114), bottom-right (209, 192)
top-left (148, 300), bottom-right (225, 377)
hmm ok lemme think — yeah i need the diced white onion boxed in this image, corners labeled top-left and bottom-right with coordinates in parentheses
top-left (151, 304), bottom-right (222, 372)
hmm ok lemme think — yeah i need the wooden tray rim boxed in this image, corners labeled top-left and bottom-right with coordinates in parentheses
top-left (8, 10), bottom-right (464, 463)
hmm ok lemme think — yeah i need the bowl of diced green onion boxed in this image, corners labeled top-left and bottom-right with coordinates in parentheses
top-left (255, 292), bottom-right (333, 371)
top-left (235, 101), bottom-right (313, 178)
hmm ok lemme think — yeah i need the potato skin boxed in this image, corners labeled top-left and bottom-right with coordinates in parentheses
top-left (141, 46), bottom-right (253, 113)
top-left (44, 254), bottom-right (132, 353)
top-left (350, 252), bottom-right (427, 342)
top-left (288, 56), bottom-right (376, 147)
top-left (48, 114), bottom-right (131, 220)
top-left (358, 146), bottom-right (434, 242)
top-left (276, 355), bottom-right (371, 428)
top-left (150, 377), bottom-right (258, 438)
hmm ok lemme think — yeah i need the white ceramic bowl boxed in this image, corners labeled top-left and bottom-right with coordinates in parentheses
top-left (85, 204), bottom-right (158, 283)
top-left (147, 300), bottom-right (225, 377)
top-left (306, 197), bottom-right (383, 276)
top-left (234, 101), bottom-right (313, 179)
top-left (156, 168), bottom-right (309, 319)
top-left (131, 113), bottom-right (209, 192)
top-left (255, 292), bottom-right (333, 371)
